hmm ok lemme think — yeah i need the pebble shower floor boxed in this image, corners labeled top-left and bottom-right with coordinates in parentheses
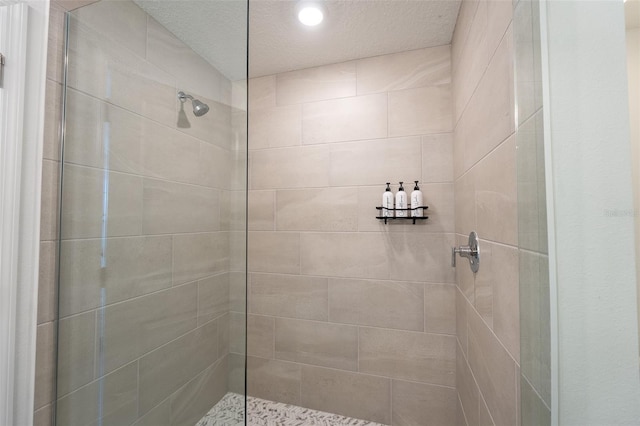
top-left (197, 393), bottom-right (388, 426)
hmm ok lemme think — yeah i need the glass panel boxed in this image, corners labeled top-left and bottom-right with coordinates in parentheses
top-left (514, 0), bottom-right (551, 424)
top-left (55, 1), bottom-right (247, 425)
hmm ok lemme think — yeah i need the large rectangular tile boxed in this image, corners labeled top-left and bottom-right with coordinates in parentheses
top-left (40, 160), bottom-right (59, 242)
top-left (300, 232), bottom-right (389, 279)
top-left (170, 357), bottom-right (228, 426)
top-left (388, 85), bottom-right (453, 137)
top-left (468, 309), bottom-right (518, 426)
top-left (67, 17), bottom-right (176, 124)
top-left (142, 179), bottom-right (220, 235)
top-left (138, 320), bottom-right (219, 415)
top-left (37, 241), bottom-right (57, 324)
top-left (250, 273), bottom-right (328, 321)
top-left (59, 236), bottom-right (173, 316)
top-left (177, 97), bottom-right (233, 150)
top-left (197, 273), bottom-right (230, 325)
top-left (392, 379), bottom-right (457, 426)
top-left (56, 362), bottom-right (138, 426)
top-left (276, 187), bottom-right (358, 231)
top-left (422, 133), bottom-right (454, 183)
top-left (248, 231), bottom-right (300, 274)
top-left (131, 400), bottom-right (170, 426)
top-left (329, 137), bottom-right (422, 187)
top-left (457, 341), bottom-right (479, 426)
top-left (33, 404), bottom-right (53, 426)
top-left (359, 327), bottom-right (456, 387)
top-left (173, 232), bottom-right (229, 285)
top-left (249, 104), bottom-right (301, 149)
top-left (57, 311), bottom-right (95, 397)
top-left (357, 46), bottom-right (451, 95)
top-left (249, 75), bottom-right (276, 110)
top-left (301, 365), bottom-right (391, 424)
top-left (248, 314), bottom-right (275, 359)
top-left (197, 142), bottom-right (232, 189)
top-left (46, 4), bottom-right (65, 83)
top-left (248, 356), bottom-right (301, 405)
top-left (248, 190), bottom-right (275, 231)
top-left (250, 145), bottom-right (330, 189)
top-left (475, 137), bottom-right (518, 245)
top-left (425, 283), bottom-right (456, 335)
top-left (328, 278), bottom-right (424, 331)
top-left (146, 17), bottom-right (227, 103)
top-left (43, 80), bottom-right (62, 161)
top-left (34, 323), bottom-right (55, 410)
top-left (100, 284), bottom-right (197, 374)
top-left (277, 62), bottom-right (357, 105)
top-left (386, 233), bottom-right (456, 283)
top-left (302, 94), bottom-right (387, 144)
top-left (61, 165), bottom-right (143, 239)
top-left (73, 0), bottom-right (147, 58)
top-left (275, 318), bottom-right (358, 371)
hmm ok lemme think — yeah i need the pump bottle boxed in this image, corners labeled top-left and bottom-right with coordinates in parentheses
top-left (382, 183), bottom-right (394, 217)
top-left (411, 181), bottom-right (423, 217)
top-left (396, 182), bottom-right (407, 218)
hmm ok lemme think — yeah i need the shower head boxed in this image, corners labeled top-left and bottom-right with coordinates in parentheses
top-left (178, 91), bottom-right (210, 117)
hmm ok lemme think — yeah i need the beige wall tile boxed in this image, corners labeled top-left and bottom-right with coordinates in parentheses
top-left (147, 17), bottom-right (227, 103)
top-left (302, 94), bottom-right (387, 144)
top-left (250, 145), bottom-right (330, 189)
top-left (248, 314), bottom-right (275, 359)
top-left (475, 137), bottom-right (517, 246)
top-left (359, 327), bottom-right (456, 387)
top-left (56, 362), bottom-right (138, 426)
top-left (328, 278), bottom-right (424, 331)
top-left (38, 241), bottom-right (57, 324)
top-left (177, 98), bottom-right (233, 150)
top-left (455, 169), bottom-right (477, 236)
top-left (480, 394), bottom-right (496, 426)
top-left (422, 133), bottom-right (454, 183)
top-left (300, 232), bottom-right (389, 279)
top-left (249, 75), bottom-right (277, 110)
top-left (46, 4), bottom-right (66, 83)
top-left (386, 233), bottom-right (456, 283)
top-left (453, 0), bottom-right (488, 122)
top-left (486, 1), bottom-right (513, 61)
top-left (57, 312), bottom-right (95, 397)
top-left (275, 318), bottom-right (358, 371)
top-left (73, 0), bottom-right (147, 58)
top-left (460, 28), bottom-right (515, 170)
top-left (457, 341), bottom-right (479, 426)
top-left (229, 311), bottom-right (246, 355)
top-left (173, 232), bottom-right (229, 285)
top-left (248, 356), bottom-right (301, 405)
top-left (100, 284), bottom-right (198, 374)
top-left (249, 104), bottom-right (301, 150)
top-left (329, 137), bottom-right (422, 187)
top-left (248, 190), bottom-right (275, 231)
top-left (301, 365), bottom-right (391, 424)
top-left (456, 287), bottom-right (470, 357)
top-left (277, 62), bottom-right (357, 105)
top-left (131, 400), bottom-right (170, 426)
top-left (425, 283), bottom-right (456, 334)
top-left (389, 85), bottom-right (453, 137)
top-left (138, 320), bottom-right (218, 415)
top-left (59, 236), bottom-right (173, 316)
top-left (451, 0), bottom-right (480, 69)
top-left (276, 187), bottom-right (358, 231)
top-left (33, 404), bottom-right (53, 426)
top-left (198, 143), bottom-right (233, 190)
top-left (392, 379), bottom-right (457, 426)
top-left (468, 309), bottom-right (517, 426)
top-left (217, 313), bottom-right (230, 357)
top-left (357, 46), bottom-right (451, 95)
top-left (34, 323), bottom-right (55, 410)
top-left (250, 273), bottom-right (328, 321)
top-left (521, 377), bottom-right (551, 426)
top-left (43, 80), bottom-right (62, 161)
top-left (197, 274), bottom-right (230, 325)
top-left (40, 160), bottom-right (59, 242)
top-left (142, 178), bottom-right (220, 234)
top-left (61, 165), bottom-right (142, 239)
top-left (229, 271), bottom-right (247, 312)
top-left (248, 231), bottom-right (300, 274)
top-left (170, 357), bottom-right (228, 426)
top-left (228, 352), bottom-right (246, 394)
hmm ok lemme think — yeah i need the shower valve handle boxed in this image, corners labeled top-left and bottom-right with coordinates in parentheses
top-left (451, 231), bottom-right (480, 273)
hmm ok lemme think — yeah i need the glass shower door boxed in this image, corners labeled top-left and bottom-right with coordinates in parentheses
top-left (54, 1), bottom-right (247, 425)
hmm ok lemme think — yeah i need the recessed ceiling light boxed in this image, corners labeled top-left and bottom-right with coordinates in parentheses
top-left (297, 3), bottom-right (324, 26)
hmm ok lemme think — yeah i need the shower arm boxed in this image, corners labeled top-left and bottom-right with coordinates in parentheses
top-left (178, 91), bottom-right (193, 102)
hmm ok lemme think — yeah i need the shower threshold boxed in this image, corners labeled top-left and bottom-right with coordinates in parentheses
top-left (197, 392), bottom-right (389, 426)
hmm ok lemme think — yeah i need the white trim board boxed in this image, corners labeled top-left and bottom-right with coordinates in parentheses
top-left (0, 1), bottom-right (49, 425)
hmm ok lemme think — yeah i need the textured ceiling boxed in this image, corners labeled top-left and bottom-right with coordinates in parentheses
top-left (135, 0), bottom-right (461, 81)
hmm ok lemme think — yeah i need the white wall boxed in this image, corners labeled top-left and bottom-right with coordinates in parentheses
top-left (543, 1), bottom-right (640, 424)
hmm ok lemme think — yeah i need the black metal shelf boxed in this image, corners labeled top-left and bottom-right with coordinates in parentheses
top-left (375, 206), bottom-right (429, 224)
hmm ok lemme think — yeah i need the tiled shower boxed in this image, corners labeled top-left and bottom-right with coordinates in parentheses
top-left (33, 0), bottom-right (550, 425)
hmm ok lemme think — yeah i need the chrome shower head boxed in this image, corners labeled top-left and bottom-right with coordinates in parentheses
top-left (178, 91), bottom-right (210, 117)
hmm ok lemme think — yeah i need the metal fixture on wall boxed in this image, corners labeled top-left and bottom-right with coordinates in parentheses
top-left (452, 231), bottom-right (480, 273)
top-left (178, 91), bottom-right (210, 117)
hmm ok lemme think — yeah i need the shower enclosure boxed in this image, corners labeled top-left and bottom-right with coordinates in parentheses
top-left (54, 1), bottom-right (248, 424)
